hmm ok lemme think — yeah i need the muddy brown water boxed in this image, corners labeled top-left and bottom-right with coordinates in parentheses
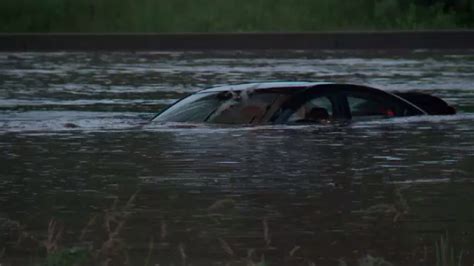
top-left (1, 51), bottom-right (474, 265)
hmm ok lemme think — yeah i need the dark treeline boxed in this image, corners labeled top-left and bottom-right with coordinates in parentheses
top-left (1, 0), bottom-right (473, 32)
top-left (408, 0), bottom-right (473, 24)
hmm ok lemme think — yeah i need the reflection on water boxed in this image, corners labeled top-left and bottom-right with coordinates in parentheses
top-left (1, 51), bottom-right (474, 265)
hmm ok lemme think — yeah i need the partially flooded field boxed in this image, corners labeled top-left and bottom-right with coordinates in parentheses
top-left (1, 51), bottom-right (474, 265)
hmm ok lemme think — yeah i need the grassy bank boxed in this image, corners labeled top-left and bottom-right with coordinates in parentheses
top-left (1, 191), bottom-right (466, 266)
top-left (1, 0), bottom-right (473, 32)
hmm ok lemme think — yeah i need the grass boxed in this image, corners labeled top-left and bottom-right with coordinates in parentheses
top-left (0, 192), bottom-right (138, 266)
top-left (0, 190), bottom-right (469, 265)
top-left (0, 0), bottom-right (473, 32)
top-left (435, 234), bottom-right (464, 266)
top-left (1, 219), bottom-right (467, 266)
top-left (357, 255), bottom-right (393, 266)
top-left (43, 248), bottom-right (89, 266)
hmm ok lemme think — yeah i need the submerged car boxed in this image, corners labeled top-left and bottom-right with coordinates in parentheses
top-left (152, 82), bottom-right (456, 124)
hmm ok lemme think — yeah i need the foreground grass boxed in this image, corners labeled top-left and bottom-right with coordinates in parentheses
top-left (0, 190), bottom-right (466, 266)
top-left (0, 0), bottom-right (473, 32)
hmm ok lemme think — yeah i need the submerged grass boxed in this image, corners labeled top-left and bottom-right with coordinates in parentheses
top-left (2, 214), bottom-right (469, 266)
top-left (435, 234), bottom-right (464, 266)
top-left (0, 190), bottom-right (470, 265)
top-left (0, 0), bottom-right (473, 32)
top-left (0, 192), bottom-right (138, 266)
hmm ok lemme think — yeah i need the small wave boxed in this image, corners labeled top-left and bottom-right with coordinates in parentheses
top-left (388, 178), bottom-right (451, 184)
top-left (0, 111), bottom-right (149, 134)
top-left (0, 98), bottom-right (173, 108)
top-left (351, 113), bottom-right (474, 128)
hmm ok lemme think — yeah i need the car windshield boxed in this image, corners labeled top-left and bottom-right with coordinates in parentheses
top-left (153, 93), bottom-right (220, 123)
top-left (153, 90), bottom-right (291, 124)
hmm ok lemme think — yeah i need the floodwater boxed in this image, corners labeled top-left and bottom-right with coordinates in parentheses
top-left (1, 51), bottom-right (474, 265)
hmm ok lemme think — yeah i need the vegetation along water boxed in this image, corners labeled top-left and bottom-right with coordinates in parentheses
top-left (0, 0), bottom-right (473, 32)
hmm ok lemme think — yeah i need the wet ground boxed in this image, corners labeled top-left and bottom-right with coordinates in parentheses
top-left (1, 51), bottom-right (474, 265)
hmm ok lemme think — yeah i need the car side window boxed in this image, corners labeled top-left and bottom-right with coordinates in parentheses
top-left (307, 97), bottom-right (334, 116)
top-left (347, 95), bottom-right (395, 118)
top-left (208, 92), bottom-right (279, 124)
top-left (287, 96), bottom-right (334, 122)
top-left (347, 96), bottom-right (393, 116)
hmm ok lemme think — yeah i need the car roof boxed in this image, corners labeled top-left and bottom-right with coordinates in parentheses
top-left (198, 82), bottom-right (429, 115)
top-left (199, 82), bottom-right (332, 93)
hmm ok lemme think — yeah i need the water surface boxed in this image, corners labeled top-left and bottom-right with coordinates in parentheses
top-left (1, 51), bottom-right (474, 265)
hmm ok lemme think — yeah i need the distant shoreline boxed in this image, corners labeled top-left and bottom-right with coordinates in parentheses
top-left (1, 31), bottom-right (474, 51)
